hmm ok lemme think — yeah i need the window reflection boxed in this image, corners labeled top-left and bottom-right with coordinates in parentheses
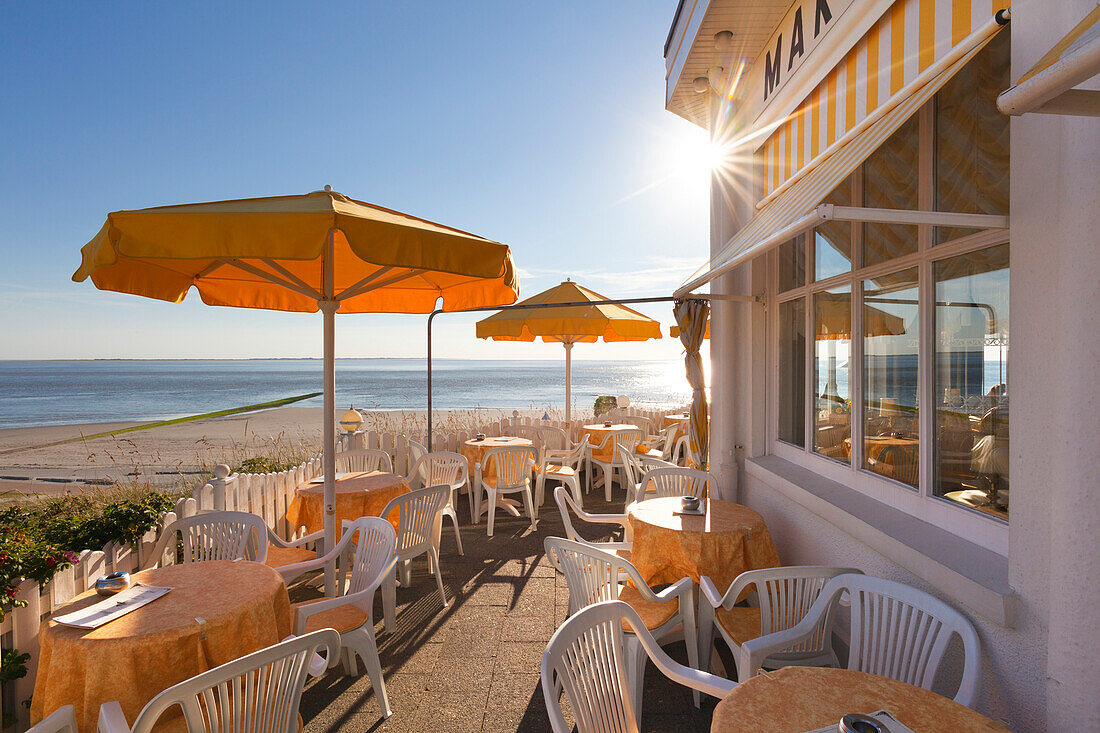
top-left (815, 176), bottom-right (854, 281)
top-left (814, 286), bottom-right (851, 462)
top-left (935, 244), bottom-right (1009, 519)
top-left (778, 236), bottom-right (807, 293)
top-left (779, 298), bottom-right (806, 446)
top-left (862, 269), bottom-right (920, 487)
top-left (864, 116), bottom-right (919, 266)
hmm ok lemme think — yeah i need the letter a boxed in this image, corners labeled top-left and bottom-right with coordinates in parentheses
top-left (815, 0), bottom-right (833, 37)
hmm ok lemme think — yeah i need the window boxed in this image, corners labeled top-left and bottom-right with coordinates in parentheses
top-left (770, 36), bottom-right (1009, 526)
top-left (934, 245), bottom-right (1009, 518)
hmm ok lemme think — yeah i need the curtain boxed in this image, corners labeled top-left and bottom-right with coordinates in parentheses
top-left (674, 298), bottom-right (710, 470)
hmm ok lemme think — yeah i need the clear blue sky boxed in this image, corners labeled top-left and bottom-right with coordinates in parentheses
top-left (0, 1), bottom-right (711, 361)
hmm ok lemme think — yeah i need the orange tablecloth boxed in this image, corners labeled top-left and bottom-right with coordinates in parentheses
top-left (286, 471), bottom-right (409, 537)
top-left (462, 436), bottom-right (533, 479)
top-left (582, 424), bottom-right (640, 461)
top-left (628, 497), bottom-right (780, 591)
top-left (711, 667), bottom-right (1006, 732)
top-left (661, 413), bottom-right (690, 429)
top-left (32, 561), bottom-right (291, 733)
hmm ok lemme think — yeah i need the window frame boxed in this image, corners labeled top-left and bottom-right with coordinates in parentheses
top-left (765, 98), bottom-right (1010, 555)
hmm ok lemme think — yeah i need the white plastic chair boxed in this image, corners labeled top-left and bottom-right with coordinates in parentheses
top-left (288, 517), bottom-right (399, 718)
top-left (264, 524), bottom-right (325, 579)
top-left (141, 511), bottom-right (269, 569)
top-left (535, 436), bottom-right (588, 508)
top-left (379, 484), bottom-right (451, 609)
top-left (544, 537), bottom-right (700, 715)
top-left (616, 445), bottom-right (675, 507)
top-left (740, 573), bottom-right (982, 707)
top-left (634, 467), bottom-right (717, 504)
top-left (97, 629), bottom-right (340, 733)
top-left (673, 434), bottom-right (700, 467)
top-left (408, 451), bottom-right (468, 557)
top-left (698, 566), bottom-right (862, 683)
top-left (534, 424), bottom-right (571, 462)
top-left (552, 486), bottom-right (632, 562)
top-left (587, 428), bottom-right (643, 501)
top-left (335, 448), bottom-right (393, 474)
top-left (474, 445), bottom-right (538, 537)
top-left (542, 600), bottom-right (734, 733)
top-left (654, 423), bottom-right (681, 460)
top-left (26, 706), bottom-right (78, 733)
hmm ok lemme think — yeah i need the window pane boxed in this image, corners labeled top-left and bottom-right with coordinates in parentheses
top-left (935, 244), bottom-right (1009, 520)
top-left (778, 236), bottom-right (807, 293)
top-left (815, 176), bottom-right (854, 281)
top-left (863, 115), bottom-right (920, 266)
top-left (935, 32), bottom-right (1010, 244)
top-left (814, 285), bottom-right (851, 462)
top-left (778, 298), bottom-right (806, 446)
top-left (862, 268), bottom-right (920, 488)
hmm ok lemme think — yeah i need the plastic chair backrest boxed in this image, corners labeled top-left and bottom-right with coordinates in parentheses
top-left (409, 451), bottom-right (468, 490)
top-left (337, 517), bottom-right (397, 596)
top-left (535, 425), bottom-right (569, 452)
top-left (484, 445), bottom-right (536, 487)
top-left (739, 566), bottom-right (859, 655)
top-left (552, 487), bottom-right (594, 545)
top-left (616, 444), bottom-right (643, 487)
top-left (545, 537), bottom-right (650, 616)
top-left (145, 511), bottom-right (268, 569)
top-left (542, 601), bottom-right (641, 733)
top-left (636, 467), bottom-right (715, 502)
top-left (126, 629), bottom-right (339, 733)
top-left (382, 484), bottom-right (450, 557)
top-left (407, 439), bottom-right (428, 476)
top-left (838, 574), bottom-right (980, 704)
top-left (335, 448), bottom-right (393, 474)
top-left (622, 415), bottom-right (655, 436)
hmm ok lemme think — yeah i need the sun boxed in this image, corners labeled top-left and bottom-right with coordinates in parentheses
top-left (674, 135), bottom-right (730, 177)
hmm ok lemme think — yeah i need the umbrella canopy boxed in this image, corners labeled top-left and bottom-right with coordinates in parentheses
top-left (74, 188), bottom-right (519, 589)
top-left (475, 280), bottom-right (661, 420)
top-left (668, 296), bottom-right (905, 340)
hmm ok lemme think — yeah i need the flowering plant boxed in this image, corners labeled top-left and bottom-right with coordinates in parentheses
top-left (0, 507), bottom-right (81, 622)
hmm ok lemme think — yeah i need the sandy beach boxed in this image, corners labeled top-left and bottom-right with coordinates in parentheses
top-left (0, 406), bottom-right (542, 499)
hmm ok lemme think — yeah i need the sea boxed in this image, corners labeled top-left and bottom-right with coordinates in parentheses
top-left (0, 359), bottom-right (692, 429)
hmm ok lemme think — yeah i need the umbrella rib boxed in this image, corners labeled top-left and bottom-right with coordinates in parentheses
top-left (336, 269), bottom-right (427, 301)
top-left (334, 267), bottom-right (393, 301)
top-left (221, 258), bottom-right (322, 301)
top-left (261, 259), bottom-right (321, 298)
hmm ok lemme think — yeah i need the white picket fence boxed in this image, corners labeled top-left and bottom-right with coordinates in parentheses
top-left (0, 405), bottom-right (682, 731)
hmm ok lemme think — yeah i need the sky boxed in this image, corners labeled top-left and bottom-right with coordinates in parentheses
top-left (0, 2), bottom-right (713, 361)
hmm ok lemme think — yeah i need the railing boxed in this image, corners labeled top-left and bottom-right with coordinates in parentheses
top-left (0, 405), bottom-right (683, 730)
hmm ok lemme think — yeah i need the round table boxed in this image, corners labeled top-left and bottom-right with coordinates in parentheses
top-left (286, 470), bottom-right (410, 537)
top-left (461, 436), bottom-right (533, 478)
top-left (32, 561), bottom-right (291, 733)
top-left (627, 497), bottom-right (780, 591)
top-left (581, 424), bottom-right (641, 461)
top-left (711, 667), bottom-right (1006, 732)
top-left (661, 413), bottom-right (690, 429)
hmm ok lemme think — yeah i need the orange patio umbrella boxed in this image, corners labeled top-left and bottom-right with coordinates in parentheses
top-left (74, 187), bottom-right (519, 574)
top-left (475, 280), bottom-right (662, 421)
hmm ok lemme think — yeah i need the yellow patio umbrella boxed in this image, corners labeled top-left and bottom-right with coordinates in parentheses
top-left (668, 297), bottom-right (905, 340)
top-left (475, 280), bottom-right (662, 421)
top-left (74, 187), bottom-right (519, 576)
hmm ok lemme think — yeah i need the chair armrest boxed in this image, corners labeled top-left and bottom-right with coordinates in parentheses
top-left (622, 608), bottom-right (737, 699)
top-left (274, 553), bottom-right (334, 584)
top-left (97, 701), bottom-right (130, 733)
top-left (699, 576), bottom-right (725, 609)
top-left (739, 586), bottom-right (838, 673)
top-left (31, 705), bottom-right (78, 733)
top-left (294, 557), bottom-right (398, 635)
top-left (267, 526), bottom-right (323, 549)
top-left (651, 576), bottom-right (694, 606)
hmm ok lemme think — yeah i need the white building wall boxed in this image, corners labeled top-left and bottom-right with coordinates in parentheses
top-left (703, 2), bottom-right (1100, 730)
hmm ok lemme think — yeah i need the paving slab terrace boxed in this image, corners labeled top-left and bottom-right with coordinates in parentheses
top-left (293, 485), bottom-right (720, 732)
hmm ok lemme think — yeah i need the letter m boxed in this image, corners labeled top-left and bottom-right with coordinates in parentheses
top-left (764, 34), bottom-right (782, 100)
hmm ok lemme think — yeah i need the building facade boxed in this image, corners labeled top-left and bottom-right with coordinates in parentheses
top-left (664, 1), bottom-right (1100, 729)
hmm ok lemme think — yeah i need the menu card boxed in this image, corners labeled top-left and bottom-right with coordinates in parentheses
top-left (53, 583), bottom-right (172, 629)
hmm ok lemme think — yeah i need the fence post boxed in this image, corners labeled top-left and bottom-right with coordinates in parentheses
top-left (209, 464), bottom-right (231, 511)
top-left (11, 579), bottom-right (41, 730)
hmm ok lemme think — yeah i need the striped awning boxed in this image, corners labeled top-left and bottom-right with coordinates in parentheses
top-left (676, 12), bottom-right (1009, 297)
top-left (998, 5), bottom-right (1100, 116)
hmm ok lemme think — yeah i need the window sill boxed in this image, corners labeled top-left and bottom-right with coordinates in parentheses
top-left (746, 454), bottom-right (1017, 627)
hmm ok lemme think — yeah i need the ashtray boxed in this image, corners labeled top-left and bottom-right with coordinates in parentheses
top-left (839, 713), bottom-right (885, 733)
top-left (680, 496), bottom-right (701, 511)
top-left (474, 433), bottom-right (486, 441)
top-left (95, 571), bottom-right (131, 596)
top-left (603, 421), bottom-right (613, 427)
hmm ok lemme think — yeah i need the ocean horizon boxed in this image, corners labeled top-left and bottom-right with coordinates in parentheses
top-left (0, 358), bottom-right (692, 429)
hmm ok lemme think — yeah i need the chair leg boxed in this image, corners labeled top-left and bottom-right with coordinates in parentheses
top-left (428, 547), bottom-right (448, 608)
top-left (521, 487), bottom-right (536, 532)
top-left (398, 558), bottom-right (412, 587)
top-left (626, 636), bottom-right (647, 725)
top-left (697, 603), bottom-right (716, 677)
top-left (604, 464), bottom-right (613, 503)
top-left (565, 475), bottom-right (582, 508)
top-left (347, 629), bottom-right (392, 719)
top-left (487, 488), bottom-right (497, 537)
top-left (446, 509), bottom-right (464, 555)
top-left (382, 567), bottom-right (397, 633)
top-left (683, 610), bottom-right (701, 709)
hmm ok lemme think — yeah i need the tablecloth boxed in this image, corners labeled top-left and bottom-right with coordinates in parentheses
top-left (286, 470), bottom-right (409, 537)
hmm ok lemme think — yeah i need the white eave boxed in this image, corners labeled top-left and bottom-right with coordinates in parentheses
top-left (664, 0), bottom-right (791, 128)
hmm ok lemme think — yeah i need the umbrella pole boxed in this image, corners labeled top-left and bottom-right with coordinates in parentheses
top-left (321, 231), bottom-right (338, 596)
top-left (564, 341), bottom-right (573, 423)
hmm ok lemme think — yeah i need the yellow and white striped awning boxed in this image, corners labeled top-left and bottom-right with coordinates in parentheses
top-left (676, 9), bottom-right (1010, 297)
top-left (998, 5), bottom-right (1100, 116)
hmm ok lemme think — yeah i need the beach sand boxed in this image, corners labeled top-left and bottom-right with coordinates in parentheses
top-left (0, 406), bottom-right (544, 498)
